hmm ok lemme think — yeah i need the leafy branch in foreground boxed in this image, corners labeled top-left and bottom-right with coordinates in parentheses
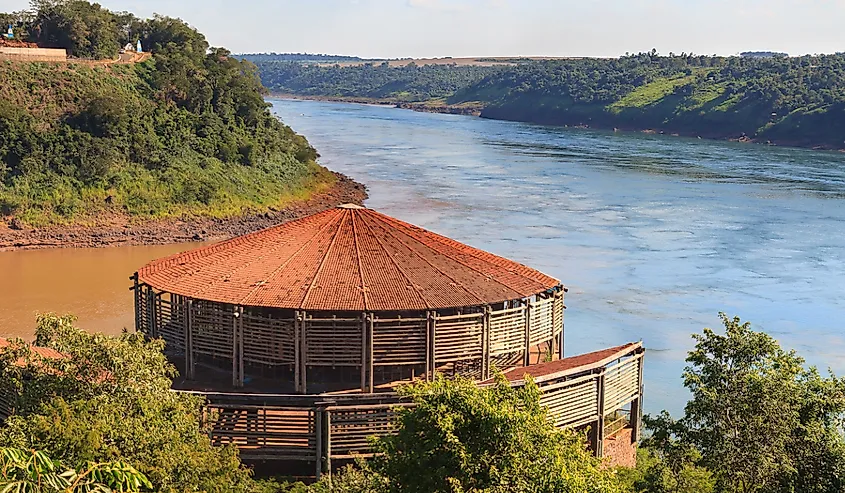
top-left (0, 447), bottom-right (152, 492)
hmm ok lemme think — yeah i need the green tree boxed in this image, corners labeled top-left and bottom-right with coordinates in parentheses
top-left (622, 413), bottom-right (714, 493)
top-left (0, 314), bottom-right (255, 492)
top-left (638, 314), bottom-right (845, 493)
top-left (368, 375), bottom-right (622, 493)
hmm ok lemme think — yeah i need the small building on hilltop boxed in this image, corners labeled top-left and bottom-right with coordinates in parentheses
top-left (132, 204), bottom-right (644, 474)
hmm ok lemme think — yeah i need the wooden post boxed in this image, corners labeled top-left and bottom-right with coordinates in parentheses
top-left (360, 313), bottom-right (367, 392)
top-left (368, 314), bottom-right (374, 393)
top-left (632, 351), bottom-right (645, 443)
top-left (482, 305), bottom-right (491, 380)
top-left (430, 311), bottom-right (438, 379)
top-left (147, 288), bottom-right (156, 339)
top-left (132, 274), bottom-right (140, 333)
top-left (315, 407), bottom-right (323, 481)
top-left (524, 300), bottom-right (532, 367)
top-left (182, 297), bottom-right (189, 378)
top-left (596, 372), bottom-right (606, 458)
top-left (325, 409), bottom-right (332, 478)
top-left (425, 311), bottom-right (432, 381)
top-left (295, 311), bottom-right (301, 393)
top-left (559, 290), bottom-right (566, 360)
top-left (232, 307), bottom-right (240, 388)
top-left (238, 306), bottom-right (244, 388)
top-left (301, 311), bottom-right (308, 394)
top-left (186, 299), bottom-right (194, 380)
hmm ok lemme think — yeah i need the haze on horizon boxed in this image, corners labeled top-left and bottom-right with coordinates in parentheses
top-left (1, 0), bottom-right (843, 58)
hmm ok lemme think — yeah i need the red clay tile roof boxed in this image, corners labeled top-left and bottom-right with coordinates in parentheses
top-left (0, 338), bottom-right (67, 360)
top-left (495, 342), bottom-right (643, 384)
top-left (138, 205), bottom-right (561, 312)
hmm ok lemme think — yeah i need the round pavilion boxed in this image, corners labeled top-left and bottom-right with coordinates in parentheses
top-left (133, 204), bottom-right (565, 394)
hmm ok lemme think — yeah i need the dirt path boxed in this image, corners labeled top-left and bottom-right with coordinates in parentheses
top-left (0, 173), bottom-right (367, 251)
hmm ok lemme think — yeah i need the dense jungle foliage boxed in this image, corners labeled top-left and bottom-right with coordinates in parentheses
top-left (254, 51), bottom-right (845, 149)
top-left (254, 61), bottom-right (501, 102)
top-left (0, 1), bottom-right (330, 226)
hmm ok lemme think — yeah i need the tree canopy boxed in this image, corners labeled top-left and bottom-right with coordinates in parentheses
top-left (0, 1), bottom-right (330, 226)
top-left (0, 314), bottom-right (255, 492)
top-left (363, 375), bottom-right (621, 493)
top-left (629, 314), bottom-right (845, 493)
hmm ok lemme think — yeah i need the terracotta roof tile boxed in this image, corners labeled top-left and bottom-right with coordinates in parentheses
top-left (495, 342), bottom-right (642, 383)
top-left (138, 205), bottom-right (561, 312)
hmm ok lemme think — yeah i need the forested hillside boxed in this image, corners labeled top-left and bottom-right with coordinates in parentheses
top-left (256, 61), bottom-right (500, 102)
top-left (452, 52), bottom-right (845, 148)
top-left (256, 51), bottom-right (845, 149)
top-left (0, 2), bottom-right (332, 226)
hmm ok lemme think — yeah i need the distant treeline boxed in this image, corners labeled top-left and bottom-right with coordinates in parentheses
top-left (254, 51), bottom-right (845, 149)
top-left (740, 51), bottom-right (789, 58)
top-left (256, 61), bottom-right (501, 101)
top-left (240, 52), bottom-right (370, 64)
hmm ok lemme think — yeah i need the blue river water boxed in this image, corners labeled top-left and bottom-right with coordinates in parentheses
top-left (270, 98), bottom-right (845, 415)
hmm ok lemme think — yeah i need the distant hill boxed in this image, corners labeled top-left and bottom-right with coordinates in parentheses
top-left (0, 2), bottom-right (332, 226)
top-left (252, 51), bottom-right (845, 150)
top-left (451, 53), bottom-right (845, 149)
top-left (740, 51), bottom-right (789, 58)
top-left (255, 61), bottom-right (501, 102)
top-left (240, 53), bottom-right (373, 64)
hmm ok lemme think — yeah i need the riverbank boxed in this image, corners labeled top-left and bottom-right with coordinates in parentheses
top-left (272, 94), bottom-right (845, 152)
top-left (0, 172), bottom-right (367, 251)
top-left (271, 93), bottom-right (483, 116)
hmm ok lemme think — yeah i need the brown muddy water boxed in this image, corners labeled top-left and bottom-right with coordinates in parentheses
top-left (0, 243), bottom-right (203, 339)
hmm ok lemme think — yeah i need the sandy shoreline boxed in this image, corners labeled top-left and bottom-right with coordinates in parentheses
top-left (0, 172), bottom-right (367, 251)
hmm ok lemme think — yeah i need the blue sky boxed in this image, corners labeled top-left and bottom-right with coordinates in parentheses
top-left (1, 0), bottom-right (843, 57)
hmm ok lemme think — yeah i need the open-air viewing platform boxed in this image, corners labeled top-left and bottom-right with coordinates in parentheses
top-left (132, 204), bottom-right (645, 473)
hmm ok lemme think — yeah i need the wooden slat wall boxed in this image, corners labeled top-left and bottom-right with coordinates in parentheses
top-left (136, 285), bottom-right (150, 335)
top-left (529, 297), bottom-right (556, 346)
top-left (329, 405), bottom-right (401, 457)
top-left (434, 313), bottom-right (483, 364)
top-left (206, 404), bottom-right (316, 460)
top-left (603, 356), bottom-right (641, 411)
top-left (306, 315), bottom-right (362, 367)
top-left (489, 306), bottom-right (526, 356)
top-left (540, 377), bottom-right (600, 428)
top-left (156, 294), bottom-right (185, 353)
top-left (192, 301), bottom-right (235, 360)
top-left (373, 315), bottom-right (427, 366)
top-left (242, 311), bottom-right (296, 366)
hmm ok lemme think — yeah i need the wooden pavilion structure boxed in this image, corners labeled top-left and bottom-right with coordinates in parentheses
top-left (134, 204), bottom-right (566, 393)
top-left (130, 204), bottom-right (644, 473)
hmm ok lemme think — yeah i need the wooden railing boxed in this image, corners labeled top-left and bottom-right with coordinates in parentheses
top-left (185, 343), bottom-right (644, 475)
top-left (134, 283), bottom-right (566, 390)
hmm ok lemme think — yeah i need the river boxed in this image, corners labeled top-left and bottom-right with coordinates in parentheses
top-left (2, 98), bottom-right (844, 414)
